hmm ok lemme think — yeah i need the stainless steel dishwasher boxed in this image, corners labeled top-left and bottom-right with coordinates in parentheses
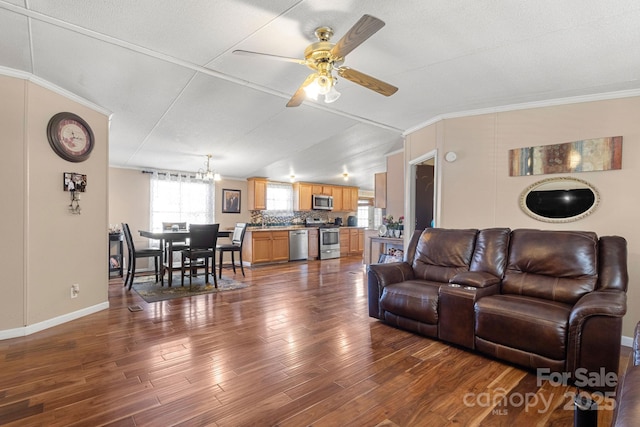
top-left (289, 229), bottom-right (309, 261)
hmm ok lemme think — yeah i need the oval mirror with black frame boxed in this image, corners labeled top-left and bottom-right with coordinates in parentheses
top-left (520, 176), bottom-right (600, 223)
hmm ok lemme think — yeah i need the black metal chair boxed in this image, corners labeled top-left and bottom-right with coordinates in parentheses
top-left (122, 223), bottom-right (163, 291)
top-left (217, 223), bottom-right (247, 279)
top-left (181, 224), bottom-right (219, 289)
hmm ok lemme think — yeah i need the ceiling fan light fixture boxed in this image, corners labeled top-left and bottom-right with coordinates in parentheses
top-left (324, 84), bottom-right (341, 103)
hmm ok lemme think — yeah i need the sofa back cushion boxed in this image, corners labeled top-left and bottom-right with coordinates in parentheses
top-left (469, 228), bottom-right (511, 278)
top-left (412, 228), bottom-right (478, 282)
top-left (502, 229), bottom-right (598, 304)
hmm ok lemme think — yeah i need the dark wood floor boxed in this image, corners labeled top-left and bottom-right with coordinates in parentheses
top-left (0, 256), bottom-right (625, 426)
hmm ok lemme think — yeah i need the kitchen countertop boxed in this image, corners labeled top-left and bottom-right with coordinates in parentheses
top-left (246, 225), bottom-right (365, 232)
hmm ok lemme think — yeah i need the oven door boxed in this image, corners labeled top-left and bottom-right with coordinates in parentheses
top-left (319, 228), bottom-right (340, 259)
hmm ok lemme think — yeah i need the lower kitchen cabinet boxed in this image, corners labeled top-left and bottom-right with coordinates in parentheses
top-left (243, 230), bottom-right (290, 264)
top-left (308, 228), bottom-right (319, 259)
top-left (340, 227), bottom-right (364, 257)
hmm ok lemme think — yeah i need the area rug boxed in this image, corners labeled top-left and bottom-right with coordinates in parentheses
top-left (132, 274), bottom-right (249, 303)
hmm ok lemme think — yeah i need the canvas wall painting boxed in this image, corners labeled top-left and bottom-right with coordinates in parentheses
top-left (509, 136), bottom-right (623, 176)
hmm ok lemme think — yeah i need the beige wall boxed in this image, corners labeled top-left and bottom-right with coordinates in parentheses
top-left (1, 74), bottom-right (109, 336)
top-left (405, 96), bottom-right (640, 338)
top-left (385, 151), bottom-right (405, 220)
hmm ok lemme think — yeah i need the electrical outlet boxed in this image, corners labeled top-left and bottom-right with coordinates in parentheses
top-left (71, 284), bottom-right (79, 298)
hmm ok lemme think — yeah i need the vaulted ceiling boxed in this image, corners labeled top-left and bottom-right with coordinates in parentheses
top-left (2, 0), bottom-right (640, 190)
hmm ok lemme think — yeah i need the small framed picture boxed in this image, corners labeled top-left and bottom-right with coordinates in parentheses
top-left (63, 172), bottom-right (87, 192)
top-left (222, 189), bottom-right (241, 213)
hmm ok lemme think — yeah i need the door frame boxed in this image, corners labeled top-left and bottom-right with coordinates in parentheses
top-left (405, 149), bottom-right (439, 241)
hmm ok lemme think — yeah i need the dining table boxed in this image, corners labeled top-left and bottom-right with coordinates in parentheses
top-left (139, 228), bottom-right (231, 287)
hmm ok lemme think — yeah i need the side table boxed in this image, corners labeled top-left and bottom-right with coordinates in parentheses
top-left (109, 232), bottom-right (124, 278)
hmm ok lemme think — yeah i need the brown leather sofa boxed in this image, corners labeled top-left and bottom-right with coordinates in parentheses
top-left (612, 322), bottom-right (640, 426)
top-left (367, 228), bottom-right (628, 391)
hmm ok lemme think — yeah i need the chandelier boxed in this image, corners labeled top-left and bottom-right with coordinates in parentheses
top-left (196, 154), bottom-right (221, 181)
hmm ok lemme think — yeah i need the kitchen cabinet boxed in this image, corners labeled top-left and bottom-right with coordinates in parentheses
top-left (294, 182), bottom-right (358, 212)
top-left (293, 183), bottom-right (313, 211)
top-left (339, 227), bottom-right (365, 257)
top-left (340, 229), bottom-right (349, 256)
top-left (308, 228), bottom-right (318, 259)
top-left (244, 230), bottom-right (290, 264)
top-left (375, 172), bottom-right (386, 209)
top-left (332, 187), bottom-right (343, 211)
top-left (247, 177), bottom-right (267, 211)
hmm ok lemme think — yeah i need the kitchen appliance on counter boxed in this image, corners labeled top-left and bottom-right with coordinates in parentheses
top-left (347, 216), bottom-right (357, 226)
top-left (289, 229), bottom-right (309, 261)
top-left (312, 194), bottom-right (333, 210)
top-left (334, 217), bottom-right (343, 226)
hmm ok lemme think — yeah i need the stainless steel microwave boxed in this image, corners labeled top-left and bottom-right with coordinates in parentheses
top-left (312, 194), bottom-right (333, 210)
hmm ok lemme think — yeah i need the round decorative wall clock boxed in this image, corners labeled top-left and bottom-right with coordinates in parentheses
top-left (47, 112), bottom-right (95, 162)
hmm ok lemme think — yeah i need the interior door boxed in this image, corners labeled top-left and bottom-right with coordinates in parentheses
top-left (415, 163), bottom-right (434, 230)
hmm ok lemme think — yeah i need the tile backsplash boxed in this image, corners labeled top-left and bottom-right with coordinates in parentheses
top-left (249, 210), bottom-right (346, 226)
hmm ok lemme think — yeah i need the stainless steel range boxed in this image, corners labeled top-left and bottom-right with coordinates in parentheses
top-left (319, 227), bottom-right (340, 259)
top-left (306, 218), bottom-right (340, 260)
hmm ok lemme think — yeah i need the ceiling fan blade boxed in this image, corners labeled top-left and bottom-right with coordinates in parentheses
top-left (338, 67), bottom-right (398, 97)
top-left (330, 15), bottom-right (385, 59)
top-left (286, 73), bottom-right (317, 107)
top-left (233, 49), bottom-right (306, 65)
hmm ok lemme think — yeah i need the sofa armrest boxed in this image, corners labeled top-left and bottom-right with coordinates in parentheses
top-left (449, 271), bottom-right (500, 288)
top-left (566, 291), bottom-right (627, 390)
top-left (367, 262), bottom-right (415, 319)
top-left (569, 291), bottom-right (627, 326)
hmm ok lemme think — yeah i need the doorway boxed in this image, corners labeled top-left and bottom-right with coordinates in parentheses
top-left (415, 161), bottom-right (435, 230)
top-left (406, 150), bottom-right (438, 238)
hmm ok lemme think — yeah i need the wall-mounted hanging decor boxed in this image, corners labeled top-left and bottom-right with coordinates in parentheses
top-left (63, 172), bottom-right (86, 214)
top-left (509, 136), bottom-right (622, 176)
top-left (47, 112), bottom-right (94, 162)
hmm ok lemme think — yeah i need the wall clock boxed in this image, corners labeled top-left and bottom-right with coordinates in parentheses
top-left (47, 112), bottom-right (95, 162)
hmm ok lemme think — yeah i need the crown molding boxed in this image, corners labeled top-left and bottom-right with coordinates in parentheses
top-left (403, 88), bottom-right (640, 136)
top-left (0, 66), bottom-right (112, 117)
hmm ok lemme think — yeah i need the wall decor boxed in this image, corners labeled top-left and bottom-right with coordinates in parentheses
top-left (509, 136), bottom-right (622, 176)
top-left (222, 189), bottom-right (241, 213)
top-left (63, 172), bottom-right (87, 192)
top-left (47, 112), bottom-right (95, 162)
top-left (520, 176), bottom-right (600, 223)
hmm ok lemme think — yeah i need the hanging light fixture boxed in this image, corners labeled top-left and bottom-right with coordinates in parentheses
top-left (196, 154), bottom-right (221, 181)
top-left (303, 62), bottom-right (341, 104)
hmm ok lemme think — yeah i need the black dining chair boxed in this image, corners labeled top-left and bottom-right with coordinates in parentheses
top-left (217, 222), bottom-right (247, 279)
top-left (181, 224), bottom-right (219, 289)
top-left (122, 223), bottom-right (163, 291)
top-left (162, 221), bottom-right (189, 262)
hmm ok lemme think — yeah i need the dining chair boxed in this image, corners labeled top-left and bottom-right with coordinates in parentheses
top-left (162, 221), bottom-right (189, 263)
top-left (122, 223), bottom-right (163, 291)
top-left (217, 222), bottom-right (247, 279)
top-left (181, 223), bottom-right (219, 289)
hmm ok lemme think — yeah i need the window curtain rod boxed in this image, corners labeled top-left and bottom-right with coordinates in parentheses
top-left (141, 170), bottom-right (198, 179)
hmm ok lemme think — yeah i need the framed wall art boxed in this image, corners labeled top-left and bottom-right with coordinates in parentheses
top-left (222, 189), bottom-right (241, 213)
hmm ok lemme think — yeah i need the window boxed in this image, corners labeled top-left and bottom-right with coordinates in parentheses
top-left (266, 182), bottom-right (293, 212)
top-left (149, 172), bottom-right (214, 232)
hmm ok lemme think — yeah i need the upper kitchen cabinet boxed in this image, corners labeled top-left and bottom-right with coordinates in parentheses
top-left (374, 172), bottom-right (387, 209)
top-left (247, 177), bottom-right (267, 211)
top-left (293, 182), bottom-right (313, 211)
top-left (293, 182), bottom-right (359, 212)
top-left (332, 187), bottom-right (343, 211)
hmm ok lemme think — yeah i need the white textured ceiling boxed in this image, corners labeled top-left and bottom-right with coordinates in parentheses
top-left (2, 0), bottom-right (640, 190)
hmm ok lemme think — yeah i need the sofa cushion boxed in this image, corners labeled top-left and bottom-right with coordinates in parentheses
top-left (475, 294), bottom-right (572, 361)
top-left (380, 281), bottom-right (441, 325)
top-left (469, 227), bottom-right (511, 277)
top-left (502, 229), bottom-right (598, 304)
top-left (412, 228), bottom-right (478, 283)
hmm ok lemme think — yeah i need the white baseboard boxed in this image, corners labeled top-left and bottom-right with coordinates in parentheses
top-left (621, 334), bottom-right (633, 348)
top-left (0, 302), bottom-right (109, 340)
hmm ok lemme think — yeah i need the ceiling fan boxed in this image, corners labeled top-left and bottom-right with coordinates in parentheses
top-left (233, 14), bottom-right (398, 107)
